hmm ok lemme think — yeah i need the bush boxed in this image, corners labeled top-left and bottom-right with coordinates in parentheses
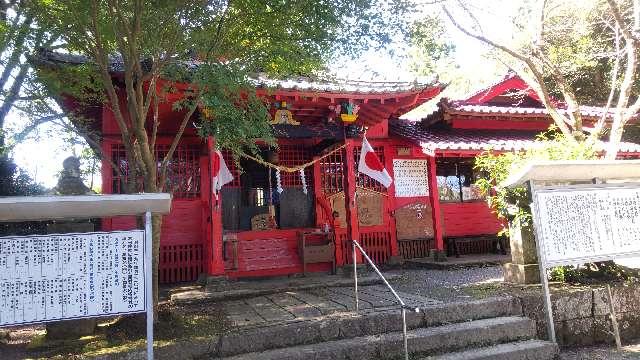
top-left (0, 156), bottom-right (47, 236)
top-left (474, 128), bottom-right (598, 235)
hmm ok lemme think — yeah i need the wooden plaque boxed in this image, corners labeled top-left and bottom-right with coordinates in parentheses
top-left (395, 202), bottom-right (434, 240)
top-left (356, 189), bottom-right (384, 226)
top-left (329, 189), bottom-right (385, 227)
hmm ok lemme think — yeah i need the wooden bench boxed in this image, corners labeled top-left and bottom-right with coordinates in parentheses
top-left (447, 235), bottom-right (507, 257)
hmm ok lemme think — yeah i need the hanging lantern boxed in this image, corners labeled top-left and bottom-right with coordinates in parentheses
top-left (339, 101), bottom-right (360, 123)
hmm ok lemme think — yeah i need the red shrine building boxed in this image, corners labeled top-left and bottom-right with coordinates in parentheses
top-left (41, 50), bottom-right (640, 283)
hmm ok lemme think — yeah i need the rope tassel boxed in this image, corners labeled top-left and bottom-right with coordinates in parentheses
top-left (300, 168), bottom-right (307, 194)
top-left (275, 169), bottom-right (284, 194)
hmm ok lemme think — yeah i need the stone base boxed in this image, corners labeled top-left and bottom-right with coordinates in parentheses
top-left (386, 255), bottom-right (404, 267)
top-left (202, 275), bottom-right (228, 286)
top-left (503, 262), bottom-right (540, 284)
top-left (429, 249), bottom-right (447, 262)
top-left (46, 318), bottom-right (97, 339)
top-left (338, 264), bottom-right (368, 278)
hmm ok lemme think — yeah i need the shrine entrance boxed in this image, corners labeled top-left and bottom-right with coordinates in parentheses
top-left (220, 140), bottom-right (329, 278)
top-left (315, 140), bottom-right (397, 267)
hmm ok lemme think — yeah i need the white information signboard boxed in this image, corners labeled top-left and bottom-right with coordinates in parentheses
top-left (393, 159), bottom-right (429, 197)
top-left (533, 185), bottom-right (640, 267)
top-left (531, 183), bottom-right (640, 344)
top-left (0, 230), bottom-right (146, 326)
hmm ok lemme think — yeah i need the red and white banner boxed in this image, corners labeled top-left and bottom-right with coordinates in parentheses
top-left (212, 150), bottom-right (234, 197)
top-left (358, 136), bottom-right (392, 188)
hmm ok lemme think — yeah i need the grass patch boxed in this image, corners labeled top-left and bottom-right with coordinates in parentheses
top-left (23, 302), bottom-right (229, 359)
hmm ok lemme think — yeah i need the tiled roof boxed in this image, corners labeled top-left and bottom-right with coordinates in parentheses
top-left (33, 49), bottom-right (440, 95)
top-left (252, 73), bottom-right (438, 94)
top-left (389, 119), bottom-right (640, 153)
top-left (447, 103), bottom-right (619, 119)
top-left (460, 71), bottom-right (520, 102)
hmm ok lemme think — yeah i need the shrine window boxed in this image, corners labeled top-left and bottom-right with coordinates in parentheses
top-left (435, 158), bottom-right (484, 203)
top-left (110, 143), bottom-right (201, 199)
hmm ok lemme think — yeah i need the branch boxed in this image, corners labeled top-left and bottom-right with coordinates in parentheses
top-left (0, 59), bottom-right (30, 128)
top-left (592, 24), bottom-right (622, 138)
top-left (606, 0), bottom-right (639, 42)
top-left (442, 6), bottom-right (575, 138)
top-left (150, 89), bottom-right (159, 151)
top-left (158, 90), bottom-right (201, 188)
top-left (0, 15), bottom-right (33, 89)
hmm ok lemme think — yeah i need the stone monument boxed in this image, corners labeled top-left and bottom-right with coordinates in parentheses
top-left (503, 221), bottom-right (540, 284)
top-left (46, 156), bottom-right (96, 339)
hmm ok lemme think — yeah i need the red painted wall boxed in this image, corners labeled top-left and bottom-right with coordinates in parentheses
top-left (440, 201), bottom-right (504, 237)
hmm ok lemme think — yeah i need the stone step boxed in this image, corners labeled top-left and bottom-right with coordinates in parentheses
top-left (217, 316), bottom-right (537, 360)
top-left (207, 297), bottom-right (522, 357)
top-left (422, 339), bottom-right (559, 360)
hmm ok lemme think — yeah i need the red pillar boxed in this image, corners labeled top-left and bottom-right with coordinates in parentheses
top-left (427, 154), bottom-right (445, 254)
top-left (343, 138), bottom-right (363, 263)
top-left (383, 141), bottom-right (399, 257)
top-left (207, 137), bottom-right (225, 276)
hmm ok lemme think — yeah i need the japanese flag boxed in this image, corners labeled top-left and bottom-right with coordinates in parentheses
top-left (212, 150), bottom-right (234, 197)
top-left (358, 136), bottom-right (392, 188)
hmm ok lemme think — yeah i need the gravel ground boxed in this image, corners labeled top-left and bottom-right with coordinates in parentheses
top-left (387, 265), bottom-right (505, 301)
top-left (560, 343), bottom-right (640, 359)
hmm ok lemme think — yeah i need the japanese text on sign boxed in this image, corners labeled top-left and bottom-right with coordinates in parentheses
top-left (0, 231), bottom-right (146, 326)
top-left (393, 159), bottom-right (429, 197)
top-left (533, 185), bottom-right (640, 267)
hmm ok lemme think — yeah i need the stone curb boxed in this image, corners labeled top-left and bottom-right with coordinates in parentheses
top-left (171, 274), bottom-right (399, 304)
top-left (221, 316), bottom-right (538, 360)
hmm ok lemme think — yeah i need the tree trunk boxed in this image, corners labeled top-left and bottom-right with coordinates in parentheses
top-left (606, 116), bottom-right (625, 159)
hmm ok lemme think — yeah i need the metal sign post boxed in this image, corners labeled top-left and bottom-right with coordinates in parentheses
top-left (529, 181), bottom-right (556, 343)
top-left (144, 211), bottom-right (154, 360)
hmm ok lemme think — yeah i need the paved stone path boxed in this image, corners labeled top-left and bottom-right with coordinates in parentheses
top-left (221, 284), bottom-right (442, 327)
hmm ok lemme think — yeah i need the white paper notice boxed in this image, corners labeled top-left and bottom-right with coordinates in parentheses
top-left (0, 231), bottom-right (146, 326)
top-left (534, 186), bottom-right (640, 266)
top-left (392, 159), bottom-right (429, 197)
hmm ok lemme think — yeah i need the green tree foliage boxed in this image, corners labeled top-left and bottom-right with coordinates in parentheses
top-left (27, 0), bottom-right (413, 309)
top-left (0, 155), bottom-right (43, 196)
top-left (408, 14), bottom-right (455, 77)
top-left (0, 0), bottom-right (61, 150)
top-left (474, 129), bottom-right (598, 233)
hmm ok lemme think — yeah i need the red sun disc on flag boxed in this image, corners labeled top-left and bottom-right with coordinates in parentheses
top-left (364, 151), bottom-right (384, 171)
top-left (212, 151), bottom-right (221, 177)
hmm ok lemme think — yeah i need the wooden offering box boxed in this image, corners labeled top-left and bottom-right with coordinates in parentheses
top-left (298, 230), bottom-right (335, 275)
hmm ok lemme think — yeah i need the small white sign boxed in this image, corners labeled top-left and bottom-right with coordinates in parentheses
top-left (533, 185), bottom-right (640, 267)
top-left (393, 159), bottom-right (429, 197)
top-left (0, 231), bottom-right (146, 326)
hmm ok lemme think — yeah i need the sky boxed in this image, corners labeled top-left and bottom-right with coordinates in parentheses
top-left (6, 0), bottom-right (520, 190)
